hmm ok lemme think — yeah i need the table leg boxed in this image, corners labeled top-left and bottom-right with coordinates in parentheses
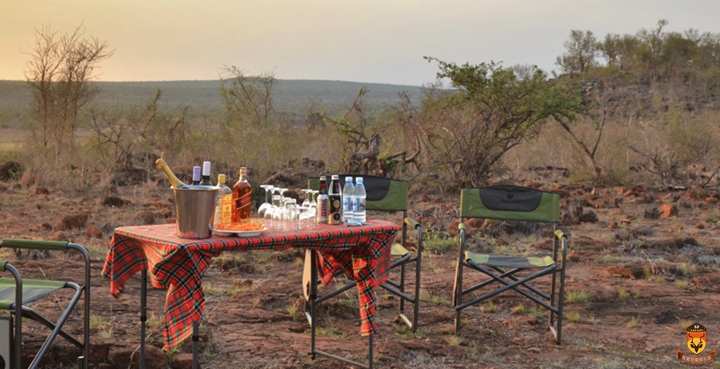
top-left (193, 321), bottom-right (199, 369)
top-left (140, 269), bottom-right (147, 369)
top-left (310, 249), bottom-right (317, 359)
top-left (308, 249), bottom-right (374, 368)
top-left (369, 334), bottom-right (373, 369)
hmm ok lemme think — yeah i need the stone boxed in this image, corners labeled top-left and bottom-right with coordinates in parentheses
top-left (50, 230), bottom-right (69, 241)
top-left (586, 198), bottom-right (606, 209)
top-left (170, 353), bottom-right (196, 369)
top-left (60, 213), bottom-right (89, 230)
top-left (447, 219), bottom-right (461, 233)
top-left (0, 160), bottom-right (22, 181)
top-left (141, 212), bottom-right (155, 225)
top-left (687, 187), bottom-right (708, 200)
top-left (466, 218), bottom-right (484, 228)
top-left (85, 225), bottom-right (103, 239)
top-left (103, 196), bottom-right (126, 207)
top-left (644, 208), bottom-right (661, 219)
top-left (495, 234), bottom-right (516, 246)
top-left (579, 210), bottom-right (598, 223)
top-left (567, 250), bottom-right (581, 262)
top-left (660, 204), bottom-right (679, 217)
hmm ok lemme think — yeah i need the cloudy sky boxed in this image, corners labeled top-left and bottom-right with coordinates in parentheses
top-left (1, 0), bottom-right (719, 86)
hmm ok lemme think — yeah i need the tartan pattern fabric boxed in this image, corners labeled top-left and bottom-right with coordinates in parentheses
top-left (102, 220), bottom-right (398, 350)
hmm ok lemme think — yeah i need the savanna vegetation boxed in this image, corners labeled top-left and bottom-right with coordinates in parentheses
top-left (4, 20), bottom-right (720, 369)
top-left (3, 19), bottom-right (720, 192)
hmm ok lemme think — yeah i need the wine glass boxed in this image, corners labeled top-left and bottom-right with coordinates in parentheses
top-left (275, 188), bottom-right (288, 205)
top-left (301, 189), bottom-right (312, 207)
top-left (265, 191), bottom-right (282, 229)
top-left (308, 190), bottom-right (319, 217)
top-left (258, 185), bottom-right (274, 217)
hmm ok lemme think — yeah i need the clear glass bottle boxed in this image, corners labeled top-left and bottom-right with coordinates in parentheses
top-left (199, 161), bottom-right (213, 186)
top-left (353, 177), bottom-right (366, 224)
top-left (342, 176), bottom-right (355, 225)
top-left (232, 167), bottom-right (252, 221)
top-left (155, 158), bottom-right (186, 188)
top-left (214, 174), bottom-right (233, 228)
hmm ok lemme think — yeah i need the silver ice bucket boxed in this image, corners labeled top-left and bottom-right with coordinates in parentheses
top-left (172, 186), bottom-right (218, 239)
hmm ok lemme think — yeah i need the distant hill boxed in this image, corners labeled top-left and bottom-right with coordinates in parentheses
top-left (0, 79), bottom-right (424, 118)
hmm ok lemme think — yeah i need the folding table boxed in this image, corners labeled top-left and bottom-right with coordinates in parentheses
top-left (102, 220), bottom-right (398, 368)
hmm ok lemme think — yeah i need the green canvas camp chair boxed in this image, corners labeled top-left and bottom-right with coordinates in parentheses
top-left (303, 175), bottom-right (423, 368)
top-left (452, 185), bottom-right (568, 343)
top-left (0, 239), bottom-right (90, 369)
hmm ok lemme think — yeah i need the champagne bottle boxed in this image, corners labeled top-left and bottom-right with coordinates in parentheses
top-left (155, 158), bottom-right (186, 188)
top-left (232, 167), bottom-right (253, 221)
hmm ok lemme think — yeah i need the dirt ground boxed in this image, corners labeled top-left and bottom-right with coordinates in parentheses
top-left (2, 170), bottom-right (720, 369)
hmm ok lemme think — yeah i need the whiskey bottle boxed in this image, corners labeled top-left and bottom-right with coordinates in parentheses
top-left (232, 167), bottom-right (253, 221)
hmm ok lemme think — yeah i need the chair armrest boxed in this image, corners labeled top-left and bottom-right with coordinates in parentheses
top-left (555, 230), bottom-right (569, 250)
top-left (404, 217), bottom-right (421, 230)
top-left (0, 260), bottom-right (6, 271)
top-left (2, 239), bottom-right (69, 251)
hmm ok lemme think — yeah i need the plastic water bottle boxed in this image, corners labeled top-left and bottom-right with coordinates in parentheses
top-left (342, 176), bottom-right (355, 225)
top-left (353, 177), bottom-right (366, 224)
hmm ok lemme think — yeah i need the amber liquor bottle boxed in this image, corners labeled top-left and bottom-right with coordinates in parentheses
top-left (232, 167), bottom-right (252, 221)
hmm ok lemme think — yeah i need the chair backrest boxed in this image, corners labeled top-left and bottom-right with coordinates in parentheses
top-left (460, 185), bottom-right (559, 223)
top-left (308, 175), bottom-right (409, 212)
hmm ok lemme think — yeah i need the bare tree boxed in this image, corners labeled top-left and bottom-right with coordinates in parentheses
top-left (23, 23), bottom-right (114, 165)
top-left (219, 66), bottom-right (276, 129)
top-left (552, 79), bottom-right (613, 183)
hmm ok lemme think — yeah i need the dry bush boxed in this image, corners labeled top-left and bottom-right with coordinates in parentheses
top-left (628, 109), bottom-right (720, 186)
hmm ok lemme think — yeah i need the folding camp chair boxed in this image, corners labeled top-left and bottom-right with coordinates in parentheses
top-left (0, 239), bottom-right (90, 369)
top-left (452, 185), bottom-right (568, 343)
top-left (303, 175), bottom-right (423, 368)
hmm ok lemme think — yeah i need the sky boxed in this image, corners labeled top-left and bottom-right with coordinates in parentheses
top-left (1, 0), bottom-right (720, 86)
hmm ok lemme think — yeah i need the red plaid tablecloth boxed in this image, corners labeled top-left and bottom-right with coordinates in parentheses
top-left (101, 220), bottom-right (398, 350)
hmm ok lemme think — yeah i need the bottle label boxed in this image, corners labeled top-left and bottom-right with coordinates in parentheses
top-left (354, 198), bottom-right (366, 212)
top-left (328, 195), bottom-right (342, 224)
top-left (236, 193), bottom-right (252, 219)
top-left (317, 195), bottom-right (329, 223)
top-left (238, 193), bottom-right (252, 208)
top-left (220, 194), bottom-right (233, 224)
top-left (343, 197), bottom-right (353, 212)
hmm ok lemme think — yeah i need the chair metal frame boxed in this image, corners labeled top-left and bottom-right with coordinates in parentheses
top-left (0, 239), bottom-right (90, 369)
top-left (452, 185), bottom-right (568, 343)
top-left (303, 175), bottom-right (423, 368)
